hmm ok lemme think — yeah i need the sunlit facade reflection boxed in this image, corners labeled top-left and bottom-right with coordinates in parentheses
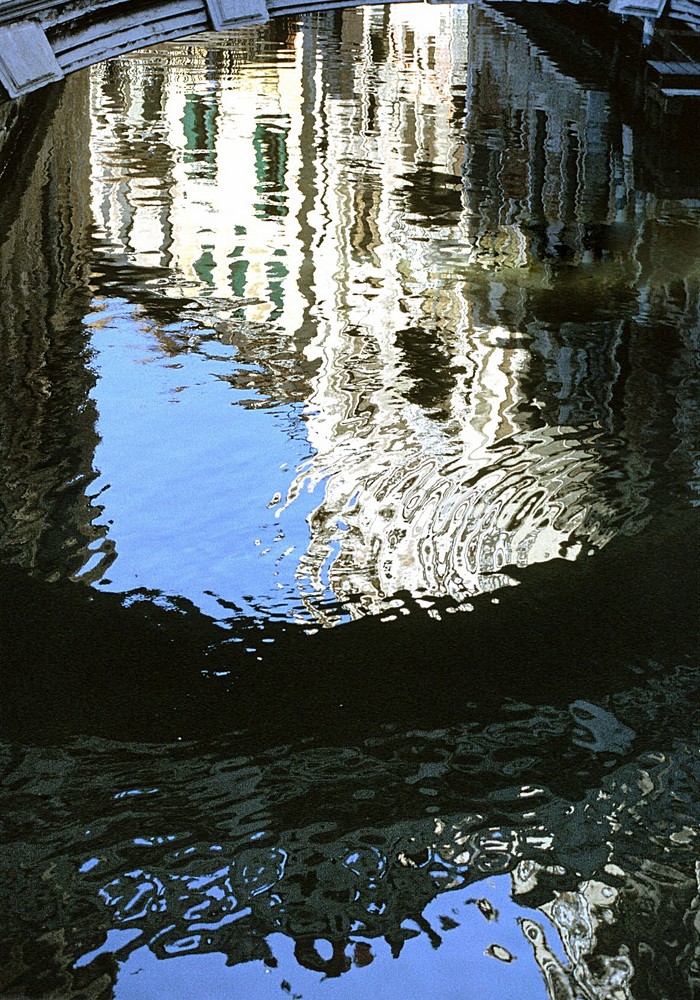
top-left (86, 3), bottom-right (698, 622)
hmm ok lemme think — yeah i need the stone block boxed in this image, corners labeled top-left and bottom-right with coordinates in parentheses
top-left (205, 0), bottom-right (269, 29)
top-left (0, 19), bottom-right (63, 99)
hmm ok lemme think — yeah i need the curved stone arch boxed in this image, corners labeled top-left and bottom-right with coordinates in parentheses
top-left (0, 0), bottom-right (419, 100)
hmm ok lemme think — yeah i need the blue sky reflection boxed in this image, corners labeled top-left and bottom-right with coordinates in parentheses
top-left (85, 305), bottom-right (320, 623)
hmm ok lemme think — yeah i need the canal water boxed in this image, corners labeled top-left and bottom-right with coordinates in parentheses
top-left (1, 3), bottom-right (698, 998)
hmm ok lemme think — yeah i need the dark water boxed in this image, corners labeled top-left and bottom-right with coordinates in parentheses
top-left (0, 4), bottom-right (699, 998)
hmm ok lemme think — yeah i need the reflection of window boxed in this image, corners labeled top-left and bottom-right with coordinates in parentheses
top-left (182, 95), bottom-right (218, 176)
top-left (194, 249), bottom-right (216, 286)
top-left (350, 183), bottom-right (381, 260)
top-left (266, 256), bottom-right (288, 320)
top-left (253, 121), bottom-right (289, 219)
top-left (228, 248), bottom-right (248, 298)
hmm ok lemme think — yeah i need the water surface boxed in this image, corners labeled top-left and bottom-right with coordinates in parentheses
top-left (0, 4), bottom-right (698, 999)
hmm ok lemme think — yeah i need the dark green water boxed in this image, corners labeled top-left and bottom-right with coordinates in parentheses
top-left (0, 4), bottom-right (698, 998)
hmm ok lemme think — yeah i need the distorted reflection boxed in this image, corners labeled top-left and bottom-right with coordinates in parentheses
top-left (30, 1), bottom-right (696, 623)
top-left (0, 2), bottom-right (698, 999)
top-left (1, 688), bottom-right (698, 998)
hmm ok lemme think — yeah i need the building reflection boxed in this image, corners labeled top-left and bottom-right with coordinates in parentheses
top-left (0, 0), bottom-right (695, 665)
top-left (283, 3), bottom-right (698, 617)
top-left (0, 10), bottom-right (696, 615)
top-left (89, 26), bottom-right (306, 325)
top-left (81, 4), bottom-right (698, 624)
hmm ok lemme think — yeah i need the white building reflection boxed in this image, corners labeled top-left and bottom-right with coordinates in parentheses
top-left (86, 3), bottom-right (698, 622)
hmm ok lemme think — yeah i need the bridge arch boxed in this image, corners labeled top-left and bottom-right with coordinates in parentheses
top-left (0, 0), bottom-right (418, 99)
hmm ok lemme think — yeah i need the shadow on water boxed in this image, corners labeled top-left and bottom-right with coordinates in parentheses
top-left (0, 6), bottom-right (699, 999)
top-left (1, 508), bottom-right (698, 747)
top-left (1, 514), bottom-right (698, 999)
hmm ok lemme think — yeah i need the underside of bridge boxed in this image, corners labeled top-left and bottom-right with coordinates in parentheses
top-left (0, 0), bottom-right (411, 100)
top-left (1, 0), bottom-right (699, 102)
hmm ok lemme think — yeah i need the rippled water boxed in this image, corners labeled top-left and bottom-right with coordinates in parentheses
top-left (0, 3), bottom-right (698, 998)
